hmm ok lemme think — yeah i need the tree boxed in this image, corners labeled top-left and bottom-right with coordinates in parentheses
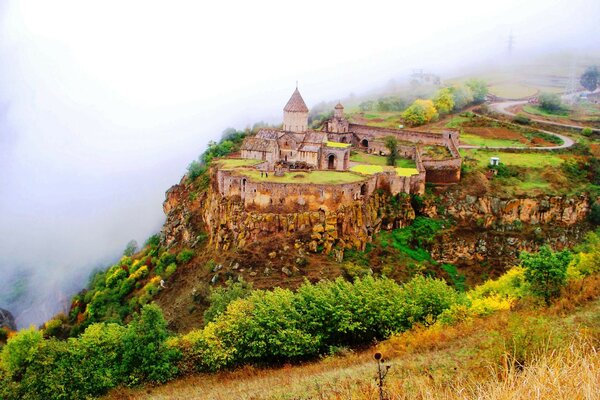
top-left (401, 99), bottom-right (438, 126)
top-left (123, 240), bottom-right (138, 257)
top-left (466, 79), bottom-right (488, 103)
top-left (580, 66), bottom-right (599, 92)
top-left (538, 92), bottom-right (562, 112)
top-left (384, 136), bottom-right (399, 166)
top-left (449, 85), bottom-right (474, 111)
top-left (432, 88), bottom-right (455, 115)
top-left (520, 246), bottom-right (572, 304)
top-left (203, 278), bottom-right (253, 324)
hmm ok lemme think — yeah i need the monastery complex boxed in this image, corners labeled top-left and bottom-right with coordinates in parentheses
top-left (213, 87), bottom-right (462, 212)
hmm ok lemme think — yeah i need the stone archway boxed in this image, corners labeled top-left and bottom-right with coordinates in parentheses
top-left (361, 138), bottom-right (369, 148)
top-left (360, 183), bottom-right (367, 196)
top-left (327, 154), bottom-right (336, 170)
top-left (340, 136), bottom-right (348, 143)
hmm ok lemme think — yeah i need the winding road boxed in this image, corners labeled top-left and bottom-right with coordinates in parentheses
top-left (459, 101), bottom-right (576, 150)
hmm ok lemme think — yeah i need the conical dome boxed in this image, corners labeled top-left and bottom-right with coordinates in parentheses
top-left (283, 88), bottom-right (309, 113)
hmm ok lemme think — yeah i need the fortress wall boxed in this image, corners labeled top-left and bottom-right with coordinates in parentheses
top-left (349, 124), bottom-right (456, 146)
top-left (216, 167), bottom-right (425, 213)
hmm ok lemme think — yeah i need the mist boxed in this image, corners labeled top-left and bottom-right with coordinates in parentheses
top-left (1, 0), bottom-right (599, 328)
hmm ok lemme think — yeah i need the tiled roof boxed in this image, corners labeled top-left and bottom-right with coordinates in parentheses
top-left (303, 131), bottom-right (327, 144)
top-left (256, 129), bottom-right (285, 140)
top-left (335, 102), bottom-right (344, 109)
top-left (299, 144), bottom-right (321, 153)
top-left (283, 88), bottom-right (309, 113)
top-left (241, 137), bottom-right (278, 152)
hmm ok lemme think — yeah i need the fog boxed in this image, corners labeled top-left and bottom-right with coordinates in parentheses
top-left (0, 0), bottom-right (599, 327)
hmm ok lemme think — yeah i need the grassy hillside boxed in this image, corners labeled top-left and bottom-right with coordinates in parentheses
top-left (105, 274), bottom-right (600, 399)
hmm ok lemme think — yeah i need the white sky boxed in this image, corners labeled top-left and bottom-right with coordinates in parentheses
top-left (0, 0), bottom-right (599, 326)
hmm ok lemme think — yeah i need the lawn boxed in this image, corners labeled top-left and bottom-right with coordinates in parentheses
top-left (349, 164), bottom-right (419, 177)
top-left (350, 152), bottom-right (416, 168)
top-left (488, 83), bottom-right (538, 99)
top-left (459, 133), bottom-right (526, 148)
top-left (326, 141), bottom-right (351, 148)
top-left (460, 149), bottom-right (564, 168)
top-left (348, 112), bottom-right (405, 129)
top-left (216, 158), bottom-right (263, 170)
top-left (235, 169), bottom-right (366, 184)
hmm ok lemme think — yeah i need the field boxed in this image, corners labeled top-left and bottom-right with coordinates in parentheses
top-left (349, 164), bottom-right (419, 177)
top-left (348, 112), bottom-right (404, 129)
top-left (488, 82), bottom-right (538, 99)
top-left (460, 132), bottom-right (526, 147)
top-left (460, 149), bottom-right (564, 168)
top-left (233, 169), bottom-right (366, 185)
top-left (350, 152), bottom-right (416, 168)
top-left (522, 102), bottom-right (600, 125)
top-left (216, 158), bottom-right (263, 169)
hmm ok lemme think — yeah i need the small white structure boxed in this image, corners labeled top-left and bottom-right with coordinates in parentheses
top-left (490, 157), bottom-right (500, 166)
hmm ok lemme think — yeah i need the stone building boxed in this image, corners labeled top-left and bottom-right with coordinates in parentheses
top-left (239, 85), bottom-right (462, 184)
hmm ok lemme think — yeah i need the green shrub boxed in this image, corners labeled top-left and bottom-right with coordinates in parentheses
top-left (204, 278), bottom-right (253, 324)
top-left (0, 327), bottom-right (43, 380)
top-left (521, 246), bottom-right (572, 304)
top-left (144, 234), bottom-right (161, 248)
top-left (164, 263), bottom-right (177, 279)
top-left (582, 127), bottom-right (593, 136)
top-left (176, 249), bottom-right (195, 264)
top-left (0, 328), bottom-right (8, 342)
top-left (120, 304), bottom-right (179, 384)
top-left (512, 113), bottom-right (530, 124)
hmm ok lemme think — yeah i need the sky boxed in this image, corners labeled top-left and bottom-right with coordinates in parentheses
top-left (0, 0), bottom-right (599, 327)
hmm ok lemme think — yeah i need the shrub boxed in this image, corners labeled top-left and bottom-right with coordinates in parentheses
top-left (120, 304), bottom-right (179, 384)
top-left (164, 263), bottom-right (177, 279)
top-left (513, 113), bottom-right (531, 124)
top-left (538, 92), bottom-right (562, 112)
top-left (144, 233), bottom-right (161, 247)
top-left (520, 246), bottom-right (572, 304)
top-left (176, 249), bottom-right (195, 264)
top-left (402, 99), bottom-right (438, 126)
top-left (581, 127), bottom-right (593, 137)
top-left (203, 278), bottom-right (253, 324)
top-left (0, 328), bottom-right (7, 342)
top-left (0, 327), bottom-right (43, 380)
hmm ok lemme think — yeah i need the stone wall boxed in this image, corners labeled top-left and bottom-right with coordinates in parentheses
top-left (283, 111), bottom-right (308, 133)
top-left (216, 167), bottom-right (425, 212)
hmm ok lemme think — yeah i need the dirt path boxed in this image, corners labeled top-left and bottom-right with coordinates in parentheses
top-left (461, 104), bottom-right (576, 151)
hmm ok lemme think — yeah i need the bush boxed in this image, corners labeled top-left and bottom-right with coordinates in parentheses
top-left (538, 92), bottom-right (562, 112)
top-left (176, 249), bottom-right (195, 264)
top-left (521, 246), bottom-right (572, 304)
top-left (589, 203), bottom-right (600, 225)
top-left (120, 304), bottom-right (179, 384)
top-left (402, 99), bottom-right (438, 126)
top-left (203, 278), bottom-right (253, 324)
top-left (513, 113), bottom-right (531, 124)
top-left (144, 234), bottom-right (161, 247)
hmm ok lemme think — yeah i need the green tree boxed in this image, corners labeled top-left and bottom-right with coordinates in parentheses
top-left (402, 99), bottom-right (438, 126)
top-left (120, 304), bottom-right (179, 384)
top-left (384, 136), bottom-right (399, 166)
top-left (123, 240), bottom-right (138, 257)
top-left (466, 79), bottom-right (488, 103)
top-left (520, 246), bottom-right (572, 305)
top-left (204, 278), bottom-right (253, 324)
top-left (432, 87), bottom-right (455, 114)
top-left (580, 66), bottom-right (599, 92)
top-left (538, 92), bottom-right (562, 112)
top-left (449, 85), bottom-right (474, 110)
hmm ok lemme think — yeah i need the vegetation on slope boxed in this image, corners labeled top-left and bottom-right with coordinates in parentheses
top-left (2, 230), bottom-right (599, 399)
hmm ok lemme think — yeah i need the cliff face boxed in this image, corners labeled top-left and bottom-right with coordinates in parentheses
top-left (162, 171), bottom-right (592, 269)
top-left (163, 176), bottom-right (416, 256)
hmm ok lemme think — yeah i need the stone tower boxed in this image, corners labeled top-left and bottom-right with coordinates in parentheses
top-left (283, 87), bottom-right (309, 132)
top-left (334, 102), bottom-right (344, 119)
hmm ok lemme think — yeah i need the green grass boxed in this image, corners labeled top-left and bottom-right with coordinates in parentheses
top-left (326, 141), bottom-right (351, 148)
top-left (460, 133), bottom-right (526, 148)
top-left (350, 152), bottom-right (416, 168)
top-left (488, 83), bottom-right (538, 99)
top-left (395, 167), bottom-right (420, 177)
top-left (216, 158), bottom-right (263, 169)
top-left (523, 105), bottom-right (570, 118)
top-left (350, 165), bottom-right (419, 177)
top-left (445, 116), bottom-right (471, 129)
top-left (460, 149), bottom-right (564, 168)
top-left (235, 169), bottom-right (366, 184)
top-left (350, 165), bottom-right (384, 175)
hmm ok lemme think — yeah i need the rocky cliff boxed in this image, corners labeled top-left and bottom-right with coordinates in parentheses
top-left (162, 170), bottom-right (592, 270)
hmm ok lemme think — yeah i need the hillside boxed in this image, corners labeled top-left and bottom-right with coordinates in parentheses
top-left (106, 282), bottom-right (600, 400)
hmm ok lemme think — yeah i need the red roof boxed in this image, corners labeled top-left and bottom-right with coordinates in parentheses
top-left (283, 88), bottom-right (309, 113)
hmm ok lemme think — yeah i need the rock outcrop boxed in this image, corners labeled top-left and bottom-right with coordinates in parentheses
top-left (0, 308), bottom-right (17, 331)
top-left (162, 170), bottom-right (592, 269)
